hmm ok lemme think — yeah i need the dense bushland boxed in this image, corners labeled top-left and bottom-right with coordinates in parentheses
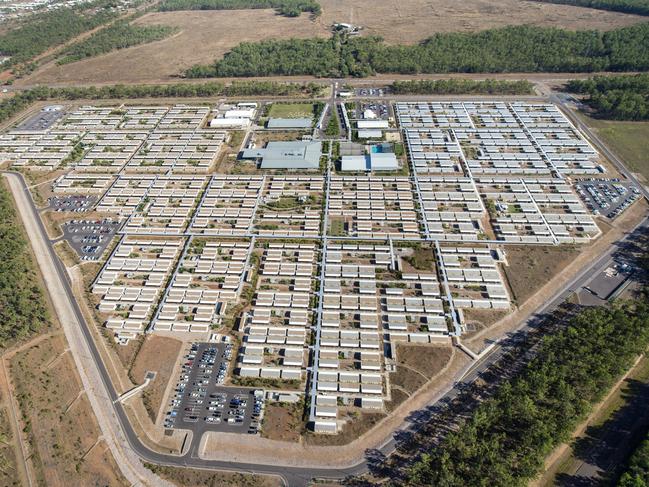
top-left (157, 0), bottom-right (320, 16)
top-left (56, 20), bottom-right (176, 65)
top-left (186, 24), bottom-right (649, 78)
top-left (567, 73), bottom-right (649, 119)
top-left (406, 301), bottom-right (649, 486)
top-left (534, 0), bottom-right (649, 16)
top-left (0, 183), bottom-right (50, 346)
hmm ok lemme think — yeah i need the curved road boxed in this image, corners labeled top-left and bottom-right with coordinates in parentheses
top-left (4, 108), bottom-right (649, 486)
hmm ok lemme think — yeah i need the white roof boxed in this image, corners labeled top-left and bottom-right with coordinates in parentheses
top-left (357, 120), bottom-right (389, 129)
top-left (341, 155), bottom-right (368, 172)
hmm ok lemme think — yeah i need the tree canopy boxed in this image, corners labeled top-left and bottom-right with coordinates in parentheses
top-left (0, 183), bottom-right (51, 347)
top-left (0, 1), bottom-right (118, 68)
top-left (534, 0), bottom-right (649, 16)
top-left (157, 0), bottom-right (320, 17)
top-left (390, 79), bottom-right (534, 95)
top-left (186, 23), bottom-right (649, 78)
top-left (407, 298), bottom-right (649, 487)
top-left (618, 433), bottom-right (649, 487)
top-left (56, 19), bottom-right (176, 65)
top-left (567, 73), bottom-right (649, 119)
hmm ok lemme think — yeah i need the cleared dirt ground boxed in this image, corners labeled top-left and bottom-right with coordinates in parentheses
top-left (23, 1), bottom-right (647, 85)
top-left (317, 0), bottom-right (646, 42)
top-left (261, 401), bottom-right (304, 442)
top-left (129, 335), bottom-right (182, 422)
top-left (503, 245), bottom-right (582, 305)
top-left (147, 464), bottom-right (282, 487)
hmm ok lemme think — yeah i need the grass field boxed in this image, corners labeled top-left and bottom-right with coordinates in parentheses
top-left (579, 115), bottom-right (649, 183)
top-left (20, 0), bottom-right (647, 86)
top-left (267, 103), bottom-right (315, 119)
top-left (329, 217), bottom-right (345, 236)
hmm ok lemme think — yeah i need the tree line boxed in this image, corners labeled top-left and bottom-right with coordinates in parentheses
top-left (0, 81), bottom-right (323, 124)
top-left (390, 79), bottom-right (534, 95)
top-left (0, 1), bottom-right (119, 69)
top-left (0, 182), bottom-right (50, 347)
top-left (56, 19), bottom-right (176, 65)
top-left (618, 433), bottom-right (649, 486)
top-left (186, 23), bottom-right (649, 78)
top-left (157, 0), bottom-right (320, 17)
top-left (534, 0), bottom-right (649, 16)
top-left (567, 73), bottom-right (649, 120)
top-left (406, 297), bottom-right (649, 486)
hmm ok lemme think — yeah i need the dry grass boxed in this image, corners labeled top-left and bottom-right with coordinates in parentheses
top-left (316, 0), bottom-right (645, 43)
top-left (503, 245), bottom-right (582, 305)
top-left (462, 308), bottom-right (510, 338)
top-left (395, 344), bottom-right (453, 378)
top-left (260, 401), bottom-right (304, 442)
top-left (305, 411), bottom-right (386, 446)
top-left (9, 335), bottom-right (126, 487)
top-left (113, 334), bottom-right (143, 371)
top-left (385, 387), bottom-right (409, 413)
top-left (22, 1), bottom-right (646, 86)
top-left (390, 366), bottom-right (427, 394)
top-left (129, 335), bottom-right (182, 423)
top-left (53, 240), bottom-right (79, 267)
top-left (145, 463), bottom-right (282, 487)
top-left (25, 9), bottom-right (327, 85)
top-left (0, 403), bottom-right (19, 487)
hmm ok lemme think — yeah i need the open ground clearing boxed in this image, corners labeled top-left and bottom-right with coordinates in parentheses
top-left (503, 245), bottom-right (582, 305)
top-left (22, 0), bottom-right (647, 85)
top-left (23, 9), bottom-right (327, 85)
top-left (316, 0), bottom-right (646, 42)
top-left (129, 335), bottom-right (183, 422)
top-left (145, 463), bottom-right (282, 487)
top-left (9, 334), bottom-right (127, 487)
top-left (261, 401), bottom-right (304, 442)
top-left (395, 344), bottom-right (453, 378)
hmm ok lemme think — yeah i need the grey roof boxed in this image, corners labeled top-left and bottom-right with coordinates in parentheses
top-left (370, 152), bottom-right (399, 170)
top-left (241, 141), bottom-right (322, 169)
top-left (341, 153), bottom-right (399, 172)
top-left (267, 118), bottom-right (313, 129)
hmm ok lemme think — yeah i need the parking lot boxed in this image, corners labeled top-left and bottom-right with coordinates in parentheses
top-left (356, 101), bottom-right (390, 120)
top-left (48, 195), bottom-right (96, 213)
top-left (17, 107), bottom-right (65, 131)
top-left (165, 343), bottom-right (264, 436)
top-left (575, 179), bottom-right (641, 219)
top-left (62, 218), bottom-right (120, 260)
top-left (355, 87), bottom-right (388, 97)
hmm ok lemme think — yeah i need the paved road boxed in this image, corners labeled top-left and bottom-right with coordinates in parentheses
top-left (5, 167), bottom-right (649, 487)
top-left (3, 97), bottom-right (649, 486)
